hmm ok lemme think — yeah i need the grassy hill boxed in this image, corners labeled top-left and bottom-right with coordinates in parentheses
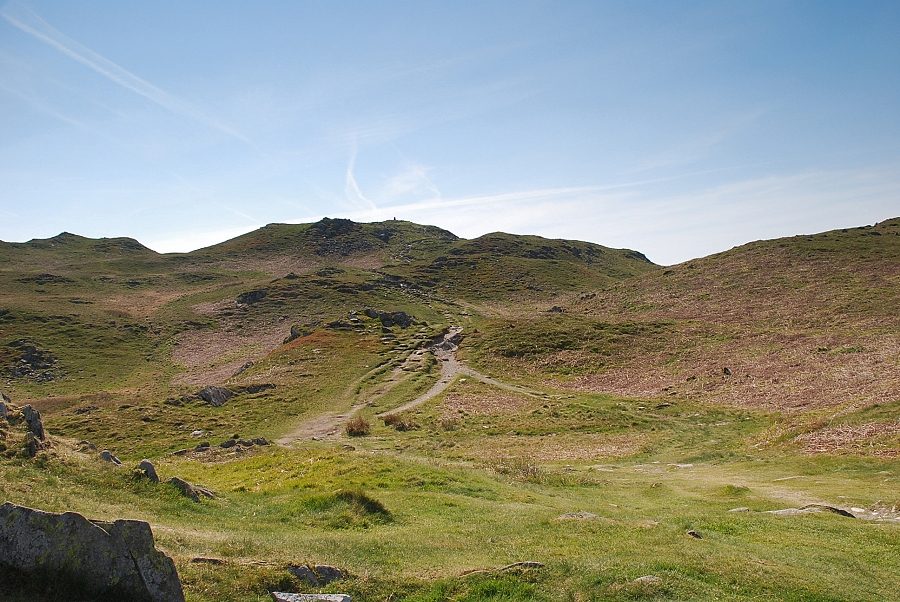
top-left (0, 217), bottom-right (897, 601)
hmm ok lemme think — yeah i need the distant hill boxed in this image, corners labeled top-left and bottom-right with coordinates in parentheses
top-left (469, 218), bottom-right (899, 431)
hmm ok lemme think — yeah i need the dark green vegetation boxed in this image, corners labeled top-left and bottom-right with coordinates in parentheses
top-left (1, 217), bottom-right (897, 601)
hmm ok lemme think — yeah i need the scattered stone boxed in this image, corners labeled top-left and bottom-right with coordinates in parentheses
top-left (168, 477), bottom-right (215, 503)
top-left (0, 399), bottom-right (7, 420)
top-left (633, 575), bottom-right (662, 586)
top-left (77, 440), bottom-right (97, 452)
top-left (728, 507), bottom-right (751, 513)
top-left (253, 437), bottom-right (270, 446)
top-left (283, 325), bottom-right (309, 344)
top-left (197, 386), bottom-right (234, 407)
top-left (500, 561), bottom-right (545, 571)
top-left (137, 459), bottom-right (160, 483)
top-left (237, 289), bottom-right (267, 304)
top-left (557, 511), bottom-right (599, 521)
top-left (241, 383), bottom-right (276, 395)
top-left (272, 594), bottom-right (351, 602)
top-left (190, 557), bottom-right (226, 565)
top-left (191, 430), bottom-right (205, 438)
top-left (547, 305), bottom-right (564, 313)
top-left (686, 529), bottom-right (703, 539)
top-left (0, 502), bottom-right (185, 602)
top-left (100, 450), bottom-right (122, 465)
top-left (363, 308), bottom-right (416, 328)
top-left (220, 438), bottom-right (237, 449)
top-left (233, 360), bottom-right (255, 376)
top-left (21, 404), bottom-right (45, 440)
top-left (194, 442), bottom-right (211, 452)
top-left (722, 367), bottom-right (732, 376)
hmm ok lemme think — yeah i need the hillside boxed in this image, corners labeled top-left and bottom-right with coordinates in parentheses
top-left (0, 217), bottom-right (897, 602)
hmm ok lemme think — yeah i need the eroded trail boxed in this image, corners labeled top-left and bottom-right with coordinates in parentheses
top-left (277, 327), bottom-right (544, 445)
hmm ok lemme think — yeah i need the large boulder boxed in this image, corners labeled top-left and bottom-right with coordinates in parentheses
top-left (0, 502), bottom-right (184, 602)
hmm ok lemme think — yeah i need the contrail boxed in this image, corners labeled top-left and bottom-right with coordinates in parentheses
top-left (344, 143), bottom-right (378, 211)
top-left (0, 1), bottom-right (253, 146)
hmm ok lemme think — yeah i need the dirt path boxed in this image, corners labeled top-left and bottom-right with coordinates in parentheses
top-left (277, 327), bottom-right (545, 445)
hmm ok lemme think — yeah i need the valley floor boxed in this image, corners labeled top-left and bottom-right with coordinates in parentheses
top-left (2, 319), bottom-right (897, 602)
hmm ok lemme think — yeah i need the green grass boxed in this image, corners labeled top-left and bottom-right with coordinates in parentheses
top-left (0, 217), bottom-right (897, 601)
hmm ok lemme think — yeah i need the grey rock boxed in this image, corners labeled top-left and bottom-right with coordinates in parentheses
top-left (0, 399), bottom-right (7, 420)
top-left (686, 529), bottom-right (703, 539)
top-left (287, 564), bottom-right (347, 587)
top-left (283, 325), bottom-right (309, 344)
top-left (633, 575), bottom-right (662, 586)
top-left (363, 308), bottom-right (416, 329)
top-left (220, 438), bottom-right (237, 449)
top-left (21, 404), bottom-right (45, 440)
top-left (237, 289), bottom-right (267, 304)
top-left (168, 477), bottom-right (215, 503)
top-left (272, 594), bottom-right (351, 602)
top-left (138, 459), bottom-right (160, 483)
top-left (100, 450), bottom-right (122, 465)
top-left (197, 386), bottom-right (234, 407)
top-left (23, 432), bottom-right (42, 457)
top-left (288, 564), bottom-right (319, 586)
top-left (0, 502), bottom-right (184, 602)
top-left (313, 564), bottom-right (346, 583)
top-left (766, 504), bottom-right (855, 518)
top-left (253, 437), bottom-right (270, 446)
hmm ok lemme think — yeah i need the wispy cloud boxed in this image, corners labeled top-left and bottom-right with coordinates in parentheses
top-left (0, 1), bottom-right (252, 146)
top-left (343, 143), bottom-right (377, 211)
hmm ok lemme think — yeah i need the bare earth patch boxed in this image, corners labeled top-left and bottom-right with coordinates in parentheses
top-left (171, 323), bottom-right (287, 387)
top-left (439, 389), bottom-right (535, 417)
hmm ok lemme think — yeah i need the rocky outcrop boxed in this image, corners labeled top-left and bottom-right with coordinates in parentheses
top-left (21, 404), bottom-right (45, 441)
top-left (237, 289), bottom-right (267, 305)
top-left (0, 502), bottom-right (184, 602)
top-left (195, 384), bottom-right (276, 406)
top-left (363, 308), bottom-right (416, 328)
top-left (197, 386), bottom-right (234, 406)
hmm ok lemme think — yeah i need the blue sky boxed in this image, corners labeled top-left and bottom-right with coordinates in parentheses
top-left (1, 0), bottom-right (898, 264)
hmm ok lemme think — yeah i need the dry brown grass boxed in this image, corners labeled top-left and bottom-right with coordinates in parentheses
top-left (794, 421), bottom-right (900, 457)
top-left (454, 432), bottom-right (645, 462)
top-left (345, 415), bottom-right (371, 437)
